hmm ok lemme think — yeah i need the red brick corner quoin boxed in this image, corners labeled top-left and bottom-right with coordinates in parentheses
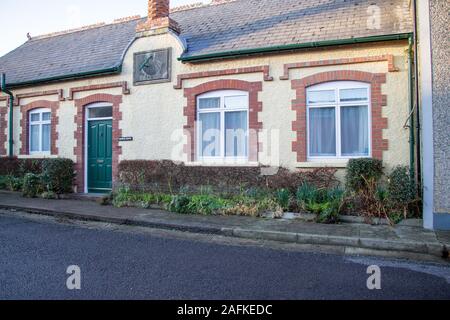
top-left (291, 70), bottom-right (388, 162)
top-left (183, 79), bottom-right (263, 162)
top-left (20, 100), bottom-right (60, 156)
top-left (0, 104), bottom-right (7, 155)
top-left (74, 93), bottom-right (123, 193)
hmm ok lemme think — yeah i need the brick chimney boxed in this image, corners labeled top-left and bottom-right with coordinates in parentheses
top-left (136, 0), bottom-right (180, 34)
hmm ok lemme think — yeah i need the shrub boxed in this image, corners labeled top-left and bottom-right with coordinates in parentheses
top-left (118, 160), bottom-right (338, 195)
top-left (387, 166), bottom-right (417, 217)
top-left (19, 159), bottom-right (45, 176)
top-left (0, 176), bottom-right (8, 190)
top-left (0, 157), bottom-right (21, 176)
top-left (41, 158), bottom-right (74, 194)
top-left (346, 158), bottom-right (383, 192)
top-left (4, 175), bottom-right (23, 191)
top-left (22, 173), bottom-right (44, 198)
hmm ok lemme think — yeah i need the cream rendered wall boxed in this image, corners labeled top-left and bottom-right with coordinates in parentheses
top-left (4, 30), bottom-right (411, 176)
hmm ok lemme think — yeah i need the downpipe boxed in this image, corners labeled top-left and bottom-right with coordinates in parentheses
top-left (407, 37), bottom-right (415, 180)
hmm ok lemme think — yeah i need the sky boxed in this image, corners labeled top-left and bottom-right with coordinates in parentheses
top-left (0, 0), bottom-right (208, 57)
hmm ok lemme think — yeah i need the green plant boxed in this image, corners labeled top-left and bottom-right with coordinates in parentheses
top-left (296, 183), bottom-right (319, 209)
top-left (186, 195), bottom-right (230, 215)
top-left (5, 175), bottom-right (23, 191)
top-left (41, 158), bottom-right (75, 194)
top-left (326, 187), bottom-right (345, 202)
top-left (275, 189), bottom-right (291, 211)
top-left (346, 158), bottom-right (383, 192)
top-left (387, 166), bottom-right (417, 218)
top-left (0, 176), bottom-right (8, 190)
top-left (316, 200), bottom-right (341, 224)
top-left (168, 195), bottom-right (192, 214)
top-left (112, 187), bottom-right (133, 207)
top-left (22, 173), bottom-right (44, 198)
top-left (223, 197), bottom-right (282, 218)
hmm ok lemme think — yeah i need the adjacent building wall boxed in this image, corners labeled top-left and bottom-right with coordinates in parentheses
top-left (420, 0), bottom-right (450, 230)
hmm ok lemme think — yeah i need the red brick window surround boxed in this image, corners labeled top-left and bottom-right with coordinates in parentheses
top-left (291, 70), bottom-right (388, 162)
top-left (0, 105), bottom-right (7, 156)
top-left (74, 93), bottom-right (123, 193)
top-left (20, 100), bottom-right (59, 156)
top-left (183, 79), bottom-right (263, 162)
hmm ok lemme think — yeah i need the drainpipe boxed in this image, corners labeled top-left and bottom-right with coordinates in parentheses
top-left (412, 0), bottom-right (421, 194)
top-left (0, 73), bottom-right (14, 157)
top-left (407, 37), bottom-right (415, 179)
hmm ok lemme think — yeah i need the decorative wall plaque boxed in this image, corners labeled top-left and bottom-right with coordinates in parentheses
top-left (133, 48), bottom-right (172, 85)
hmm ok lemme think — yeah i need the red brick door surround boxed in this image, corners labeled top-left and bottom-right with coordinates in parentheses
top-left (73, 93), bottom-right (123, 193)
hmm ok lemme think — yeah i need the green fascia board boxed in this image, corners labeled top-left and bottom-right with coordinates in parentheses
top-left (6, 65), bottom-right (122, 89)
top-left (179, 33), bottom-right (413, 63)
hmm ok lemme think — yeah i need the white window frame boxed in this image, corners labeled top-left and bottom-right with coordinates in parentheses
top-left (29, 108), bottom-right (52, 155)
top-left (196, 90), bottom-right (249, 163)
top-left (306, 81), bottom-right (372, 161)
top-left (84, 102), bottom-right (113, 194)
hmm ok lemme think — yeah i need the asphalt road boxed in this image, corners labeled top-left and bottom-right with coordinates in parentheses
top-left (0, 211), bottom-right (449, 300)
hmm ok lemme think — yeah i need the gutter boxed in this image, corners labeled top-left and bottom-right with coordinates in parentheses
top-left (0, 73), bottom-right (14, 157)
top-left (5, 65), bottom-right (122, 89)
top-left (179, 33), bottom-right (413, 62)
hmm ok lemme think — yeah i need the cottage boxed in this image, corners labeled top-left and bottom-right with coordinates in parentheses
top-left (0, 0), bottom-right (414, 195)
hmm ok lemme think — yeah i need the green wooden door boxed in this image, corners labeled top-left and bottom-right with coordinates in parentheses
top-left (88, 120), bottom-right (113, 193)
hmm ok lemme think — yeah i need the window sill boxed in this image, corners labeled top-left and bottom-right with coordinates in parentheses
top-left (24, 153), bottom-right (56, 159)
top-left (187, 161), bottom-right (259, 167)
top-left (297, 161), bottom-right (349, 168)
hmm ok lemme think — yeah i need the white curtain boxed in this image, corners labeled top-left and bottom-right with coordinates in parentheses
top-left (309, 108), bottom-right (336, 156)
top-left (225, 111), bottom-right (248, 157)
top-left (341, 106), bottom-right (369, 156)
top-left (42, 124), bottom-right (51, 152)
top-left (199, 113), bottom-right (220, 157)
top-left (199, 98), bottom-right (220, 109)
top-left (30, 124), bottom-right (40, 152)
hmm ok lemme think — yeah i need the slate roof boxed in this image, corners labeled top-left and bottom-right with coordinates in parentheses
top-left (0, 0), bottom-right (413, 87)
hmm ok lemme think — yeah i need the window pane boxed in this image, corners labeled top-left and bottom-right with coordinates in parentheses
top-left (225, 111), bottom-right (248, 157)
top-left (30, 125), bottom-right (40, 152)
top-left (198, 98), bottom-right (220, 110)
top-left (30, 113), bottom-right (40, 122)
top-left (89, 106), bottom-right (113, 119)
top-left (307, 90), bottom-right (335, 104)
top-left (340, 88), bottom-right (368, 102)
top-left (224, 95), bottom-right (247, 109)
top-left (42, 124), bottom-right (51, 152)
top-left (199, 113), bottom-right (221, 157)
top-left (42, 112), bottom-right (51, 121)
top-left (309, 108), bottom-right (336, 157)
top-left (341, 106), bottom-right (369, 156)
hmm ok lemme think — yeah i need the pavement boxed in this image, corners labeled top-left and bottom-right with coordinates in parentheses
top-left (1, 213), bottom-right (449, 300)
top-left (0, 191), bottom-right (449, 263)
